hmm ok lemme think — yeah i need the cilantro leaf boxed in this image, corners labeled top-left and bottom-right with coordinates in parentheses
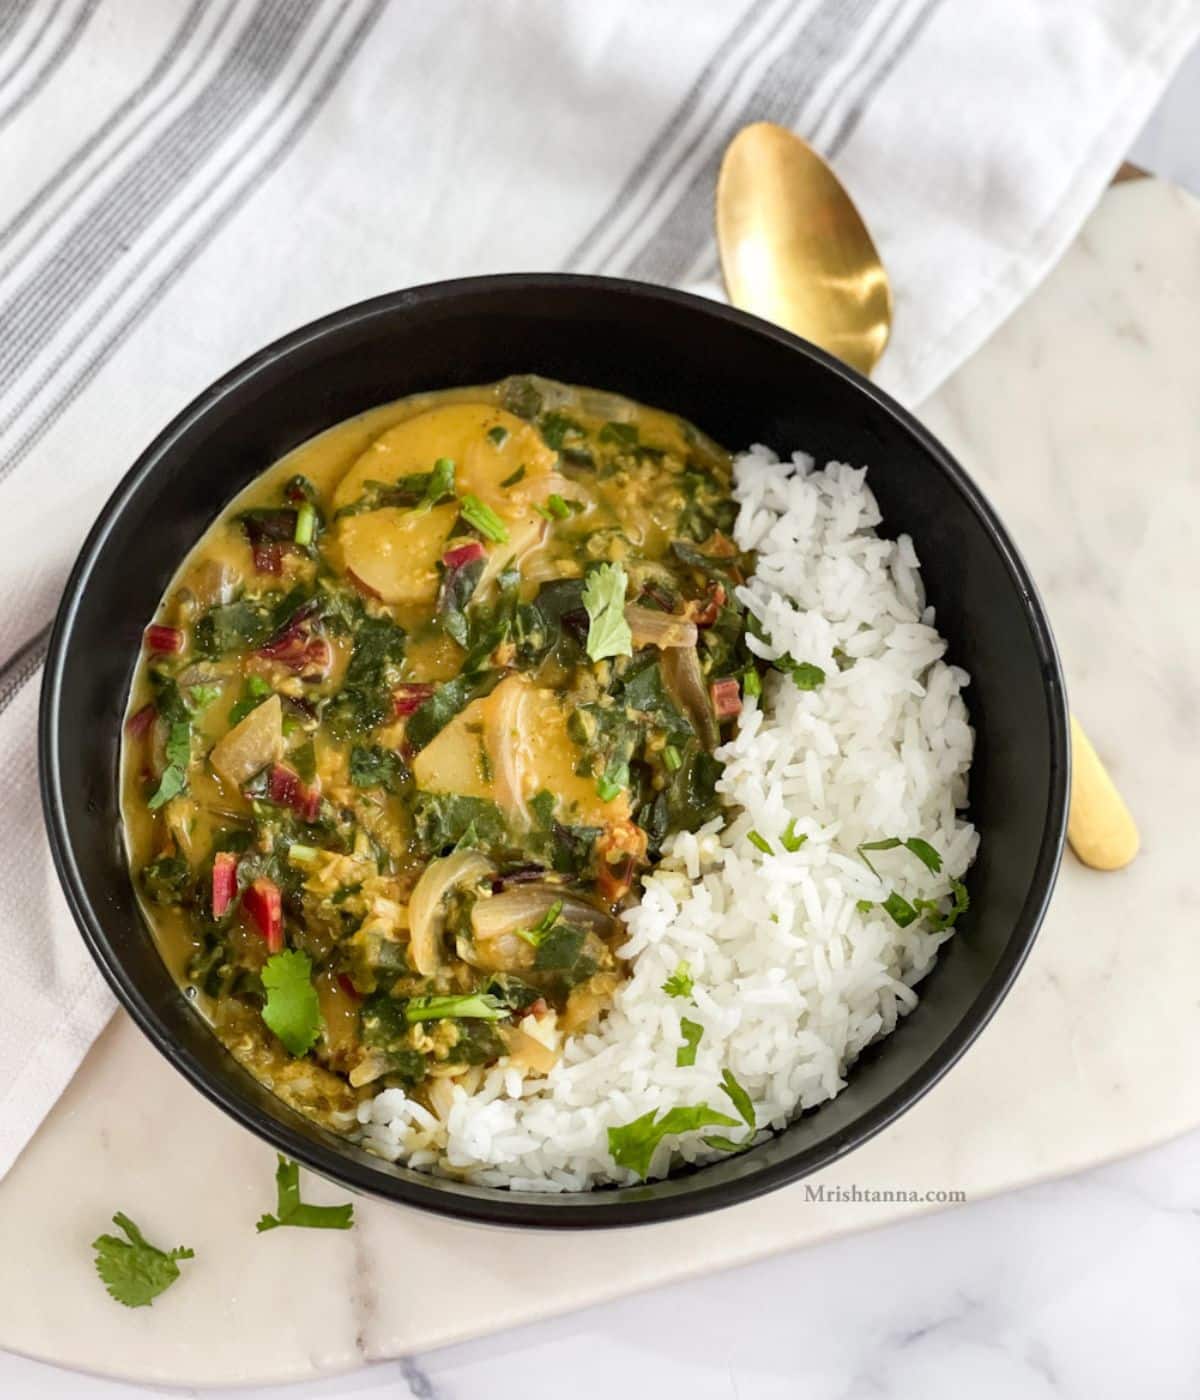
top-left (261, 950), bottom-right (322, 1057)
top-left (702, 1134), bottom-right (753, 1154)
top-left (404, 993), bottom-right (508, 1022)
top-left (92, 1212), bottom-right (194, 1308)
top-left (582, 561), bottom-right (632, 662)
top-left (147, 720), bottom-right (191, 809)
top-left (902, 837), bottom-right (943, 874)
top-left (787, 661), bottom-right (826, 690)
top-left (661, 960), bottom-right (694, 999)
top-left (914, 877), bottom-right (970, 932)
top-left (256, 1155), bottom-right (354, 1233)
top-left (720, 1068), bottom-right (756, 1129)
top-left (882, 890), bottom-right (919, 927)
top-left (677, 1018), bottom-right (703, 1067)
top-left (607, 1103), bottom-right (740, 1179)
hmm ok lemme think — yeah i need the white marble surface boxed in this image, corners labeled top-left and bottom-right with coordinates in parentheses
top-left (6, 78), bottom-right (1200, 1400)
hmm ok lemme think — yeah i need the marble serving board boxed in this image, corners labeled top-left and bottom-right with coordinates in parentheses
top-left (2, 178), bottom-right (1198, 1389)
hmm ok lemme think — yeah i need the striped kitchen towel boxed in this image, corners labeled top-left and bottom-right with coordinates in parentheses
top-left (0, 0), bottom-right (1197, 1177)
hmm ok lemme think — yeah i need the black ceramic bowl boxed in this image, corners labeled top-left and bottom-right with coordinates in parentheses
top-left (40, 275), bottom-right (1069, 1228)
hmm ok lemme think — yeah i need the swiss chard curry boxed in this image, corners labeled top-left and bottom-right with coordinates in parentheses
top-left (122, 377), bottom-right (754, 1132)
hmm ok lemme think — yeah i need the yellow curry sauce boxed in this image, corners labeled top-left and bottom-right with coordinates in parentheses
top-left (121, 376), bottom-right (754, 1134)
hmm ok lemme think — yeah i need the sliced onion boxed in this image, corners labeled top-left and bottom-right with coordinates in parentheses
top-left (483, 675), bottom-right (531, 825)
top-left (661, 645), bottom-right (718, 750)
top-left (407, 850), bottom-right (494, 976)
top-left (470, 885), bottom-right (618, 942)
top-left (624, 604), bottom-right (698, 650)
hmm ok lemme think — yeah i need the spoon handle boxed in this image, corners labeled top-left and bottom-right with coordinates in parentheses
top-left (1067, 714), bottom-right (1139, 870)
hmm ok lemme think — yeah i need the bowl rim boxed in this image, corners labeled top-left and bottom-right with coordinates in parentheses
top-left (39, 272), bottom-right (1070, 1228)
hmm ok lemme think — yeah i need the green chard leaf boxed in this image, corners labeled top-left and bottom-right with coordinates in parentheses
top-left (256, 1155), bottom-right (354, 1233)
top-left (348, 743), bottom-right (407, 793)
top-left (677, 1018), bottom-right (704, 1067)
top-left (92, 1213), bottom-right (194, 1308)
top-left (261, 950), bottom-right (322, 1056)
top-left (607, 1104), bottom-right (740, 1179)
top-left (582, 561), bottom-right (632, 662)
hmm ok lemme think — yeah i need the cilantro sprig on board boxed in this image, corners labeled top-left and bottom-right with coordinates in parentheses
top-left (256, 1155), bottom-right (354, 1233)
top-left (92, 1213), bottom-right (194, 1308)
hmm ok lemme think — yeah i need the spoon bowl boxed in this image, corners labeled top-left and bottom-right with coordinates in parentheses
top-left (716, 122), bottom-right (1138, 872)
top-left (717, 121), bottom-right (892, 376)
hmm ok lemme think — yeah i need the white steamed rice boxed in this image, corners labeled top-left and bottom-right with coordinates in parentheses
top-left (357, 445), bottom-right (977, 1189)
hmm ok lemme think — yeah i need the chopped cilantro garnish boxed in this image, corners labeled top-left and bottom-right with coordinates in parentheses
top-left (747, 829), bottom-right (772, 855)
top-left (677, 1017), bottom-right (703, 1066)
top-left (186, 683), bottom-right (220, 710)
top-left (901, 837), bottom-right (943, 874)
top-left (607, 1104), bottom-right (739, 1179)
top-left (256, 1155), bottom-right (354, 1233)
top-left (546, 493), bottom-right (572, 519)
top-left (720, 1068), bottom-right (756, 1129)
top-left (499, 463), bottom-right (525, 487)
top-left (857, 836), bottom-right (944, 878)
top-left (914, 877), bottom-right (970, 931)
top-left (582, 561), bottom-right (632, 662)
top-left (515, 899), bottom-right (564, 948)
top-left (404, 993), bottom-right (507, 1021)
top-left (459, 493), bottom-right (509, 542)
top-left (661, 960), bottom-right (694, 999)
top-left (261, 950), bottom-right (322, 1057)
top-left (882, 890), bottom-right (919, 927)
top-left (92, 1212), bottom-right (194, 1308)
top-left (595, 757), bottom-right (629, 803)
top-left (146, 720), bottom-right (190, 810)
top-left (779, 819), bottom-right (806, 853)
top-left (487, 425), bottom-right (510, 447)
top-left (788, 660), bottom-right (826, 690)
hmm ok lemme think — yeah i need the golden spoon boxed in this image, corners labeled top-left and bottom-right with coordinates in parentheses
top-left (716, 121), bottom-right (1138, 871)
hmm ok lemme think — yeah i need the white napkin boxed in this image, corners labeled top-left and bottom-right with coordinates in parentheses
top-left (1, 0), bottom-right (1196, 1179)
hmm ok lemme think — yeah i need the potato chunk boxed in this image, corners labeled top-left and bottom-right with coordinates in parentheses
top-left (336, 502), bottom-right (457, 607)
